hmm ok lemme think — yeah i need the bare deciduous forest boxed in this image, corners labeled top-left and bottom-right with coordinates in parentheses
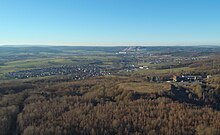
top-left (1, 46), bottom-right (220, 135)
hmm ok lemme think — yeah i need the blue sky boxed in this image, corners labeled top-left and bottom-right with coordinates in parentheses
top-left (0, 0), bottom-right (220, 46)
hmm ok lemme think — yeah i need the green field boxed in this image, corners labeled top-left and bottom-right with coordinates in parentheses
top-left (0, 58), bottom-right (75, 73)
top-left (133, 67), bottom-right (195, 75)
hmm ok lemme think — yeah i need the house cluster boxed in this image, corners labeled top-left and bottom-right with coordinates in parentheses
top-left (139, 66), bottom-right (149, 69)
top-left (143, 74), bottom-right (210, 83)
top-left (172, 74), bottom-right (210, 82)
top-left (7, 64), bottom-right (108, 79)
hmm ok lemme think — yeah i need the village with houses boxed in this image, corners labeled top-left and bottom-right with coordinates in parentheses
top-left (7, 64), bottom-right (109, 79)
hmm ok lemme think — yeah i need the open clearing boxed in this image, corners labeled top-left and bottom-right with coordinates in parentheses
top-left (118, 82), bottom-right (171, 93)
